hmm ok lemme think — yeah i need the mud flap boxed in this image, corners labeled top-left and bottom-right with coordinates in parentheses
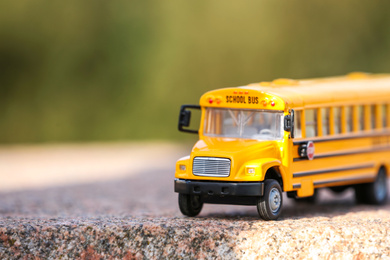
top-left (297, 179), bottom-right (314, 198)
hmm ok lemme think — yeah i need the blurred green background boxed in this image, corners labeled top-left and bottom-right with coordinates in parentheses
top-left (1, 0), bottom-right (390, 143)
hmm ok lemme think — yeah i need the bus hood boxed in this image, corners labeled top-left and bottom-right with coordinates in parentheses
top-left (192, 137), bottom-right (280, 161)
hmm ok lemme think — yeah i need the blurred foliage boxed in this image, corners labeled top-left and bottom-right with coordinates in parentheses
top-left (1, 0), bottom-right (390, 143)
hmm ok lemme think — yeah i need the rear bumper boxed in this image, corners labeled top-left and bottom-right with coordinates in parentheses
top-left (174, 179), bottom-right (264, 197)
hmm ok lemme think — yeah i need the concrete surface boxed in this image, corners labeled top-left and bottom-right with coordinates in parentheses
top-left (0, 142), bottom-right (390, 259)
top-left (0, 142), bottom-right (184, 191)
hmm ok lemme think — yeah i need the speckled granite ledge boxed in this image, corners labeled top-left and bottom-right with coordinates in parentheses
top-left (1, 211), bottom-right (389, 259)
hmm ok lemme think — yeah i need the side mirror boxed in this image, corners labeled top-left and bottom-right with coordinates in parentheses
top-left (284, 109), bottom-right (295, 138)
top-left (179, 110), bottom-right (191, 127)
top-left (284, 115), bottom-right (292, 132)
top-left (178, 105), bottom-right (201, 134)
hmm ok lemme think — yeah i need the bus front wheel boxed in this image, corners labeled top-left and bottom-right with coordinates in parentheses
top-left (178, 194), bottom-right (203, 217)
top-left (355, 167), bottom-right (388, 205)
top-left (257, 179), bottom-right (283, 220)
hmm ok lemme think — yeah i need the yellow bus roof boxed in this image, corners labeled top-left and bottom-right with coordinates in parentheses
top-left (200, 73), bottom-right (390, 110)
top-left (243, 73), bottom-right (390, 109)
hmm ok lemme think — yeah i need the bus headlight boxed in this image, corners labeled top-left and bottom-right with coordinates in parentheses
top-left (179, 165), bottom-right (187, 172)
top-left (245, 166), bottom-right (258, 176)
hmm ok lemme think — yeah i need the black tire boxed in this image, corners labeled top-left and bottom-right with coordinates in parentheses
top-left (329, 186), bottom-right (349, 194)
top-left (257, 179), bottom-right (283, 220)
top-left (355, 167), bottom-right (388, 205)
top-left (178, 194), bottom-right (203, 217)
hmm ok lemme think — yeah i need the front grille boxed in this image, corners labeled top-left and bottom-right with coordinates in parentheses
top-left (193, 157), bottom-right (231, 177)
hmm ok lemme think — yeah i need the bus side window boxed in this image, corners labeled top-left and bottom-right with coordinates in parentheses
top-left (365, 105), bottom-right (372, 131)
top-left (371, 105), bottom-right (377, 130)
top-left (382, 104), bottom-right (388, 129)
top-left (333, 107), bottom-right (341, 134)
top-left (344, 106), bottom-right (353, 133)
top-left (305, 109), bottom-right (317, 138)
top-left (356, 105), bottom-right (365, 132)
top-left (294, 110), bottom-right (302, 138)
top-left (321, 108), bottom-right (330, 136)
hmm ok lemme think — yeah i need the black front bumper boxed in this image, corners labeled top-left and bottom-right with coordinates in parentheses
top-left (174, 179), bottom-right (264, 197)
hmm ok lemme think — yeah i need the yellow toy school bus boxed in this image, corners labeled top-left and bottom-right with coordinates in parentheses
top-left (175, 72), bottom-right (390, 220)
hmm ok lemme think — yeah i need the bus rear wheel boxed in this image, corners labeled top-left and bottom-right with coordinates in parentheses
top-left (178, 194), bottom-right (203, 217)
top-left (257, 179), bottom-right (283, 220)
top-left (355, 167), bottom-right (388, 205)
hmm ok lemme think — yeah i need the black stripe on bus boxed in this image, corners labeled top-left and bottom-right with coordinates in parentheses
top-left (293, 131), bottom-right (390, 145)
top-left (293, 164), bottom-right (374, 178)
top-left (292, 183), bottom-right (301, 189)
top-left (313, 174), bottom-right (374, 186)
top-left (292, 174), bottom-right (374, 191)
top-left (293, 145), bottom-right (390, 162)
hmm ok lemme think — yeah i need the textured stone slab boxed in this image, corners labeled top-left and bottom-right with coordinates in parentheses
top-left (1, 211), bottom-right (390, 259)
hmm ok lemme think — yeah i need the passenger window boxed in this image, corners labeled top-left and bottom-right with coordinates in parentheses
top-left (333, 107), bottom-right (341, 134)
top-left (305, 109), bottom-right (317, 138)
top-left (345, 106), bottom-right (353, 133)
top-left (357, 106), bottom-right (364, 131)
top-left (294, 110), bottom-right (302, 138)
top-left (382, 104), bottom-right (388, 129)
top-left (371, 105), bottom-right (376, 130)
top-left (321, 108), bottom-right (330, 136)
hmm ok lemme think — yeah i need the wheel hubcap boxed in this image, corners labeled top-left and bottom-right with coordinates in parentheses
top-left (375, 172), bottom-right (387, 201)
top-left (269, 188), bottom-right (281, 213)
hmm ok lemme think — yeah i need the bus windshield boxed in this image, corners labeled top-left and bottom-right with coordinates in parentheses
top-left (204, 108), bottom-right (284, 140)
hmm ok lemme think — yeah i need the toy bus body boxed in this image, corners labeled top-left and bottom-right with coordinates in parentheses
top-left (175, 73), bottom-right (390, 220)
